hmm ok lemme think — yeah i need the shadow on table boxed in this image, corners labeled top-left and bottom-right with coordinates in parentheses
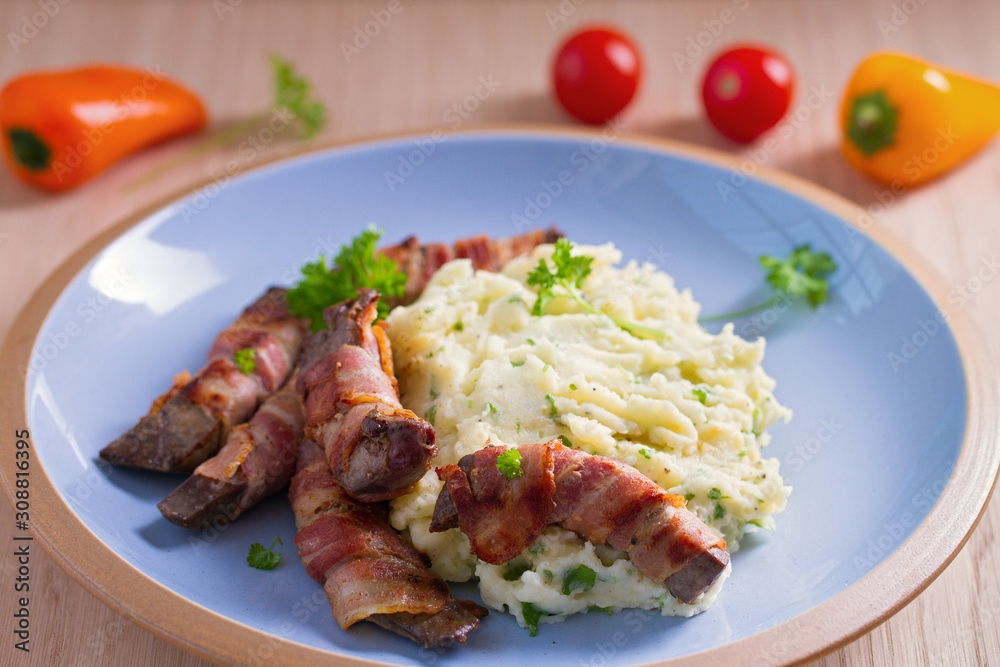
top-left (485, 91), bottom-right (569, 125)
top-left (0, 172), bottom-right (53, 210)
top-left (644, 115), bottom-right (920, 213)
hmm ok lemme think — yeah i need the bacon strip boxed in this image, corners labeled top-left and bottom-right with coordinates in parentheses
top-left (157, 377), bottom-right (305, 530)
top-left (431, 439), bottom-right (730, 604)
top-left (296, 289), bottom-right (435, 502)
top-left (100, 288), bottom-right (308, 472)
top-left (379, 227), bottom-right (563, 306)
top-left (290, 439), bottom-right (486, 646)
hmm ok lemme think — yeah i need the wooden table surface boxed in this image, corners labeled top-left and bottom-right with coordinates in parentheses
top-left (2, 1), bottom-right (999, 665)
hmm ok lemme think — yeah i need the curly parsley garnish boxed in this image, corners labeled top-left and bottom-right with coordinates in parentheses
top-left (527, 238), bottom-right (665, 340)
top-left (270, 54), bottom-right (326, 139)
top-left (496, 449), bottom-right (524, 479)
top-left (126, 55), bottom-right (326, 190)
top-left (700, 244), bottom-right (837, 322)
top-left (247, 536), bottom-right (283, 570)
top-left (234, 348), bottom-right (256, 375)
top-left (287, 226), bottom-right (407, 330)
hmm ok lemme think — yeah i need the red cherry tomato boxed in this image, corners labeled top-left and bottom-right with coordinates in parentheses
top-left (701, 45), bottom-right (795, 143)
top-left (552, 26), bottom-right (642, 125)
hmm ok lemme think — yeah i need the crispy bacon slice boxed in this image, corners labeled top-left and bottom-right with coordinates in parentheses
top-left (430, 439), bottom-right (730, 604)
top-left (290, 439), bottom-right (487, 647)
top-left (380, 227), bottom-right (563, 306)
top-left (157, 377), bottom-right (305, 530)
top-left (101, 288), bottom-right (308, 472)
top-left (296, 289), bottom-right (435, 502)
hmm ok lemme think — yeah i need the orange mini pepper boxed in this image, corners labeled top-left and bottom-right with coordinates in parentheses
top-left (0, 65), bottom-right (206, 191)
top-left (840, 52), bottom-right (1000, 188)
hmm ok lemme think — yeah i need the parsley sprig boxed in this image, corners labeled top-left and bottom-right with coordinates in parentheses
top-left (287, 226), bottom-right (407, 330)
top-left (247, 536), bottom-right (283, 570)
top-left (699, 244), bottom-right (837, 323)
top-left (125, 55), bottom-right (327, 190)
top-left (527, 239), bottom-right (665, 340)
top-left (495, 449), bottom-right (524, 480)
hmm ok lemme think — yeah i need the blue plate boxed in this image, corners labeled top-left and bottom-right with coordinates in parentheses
top-left (15, 130), bottom-right (991, 665)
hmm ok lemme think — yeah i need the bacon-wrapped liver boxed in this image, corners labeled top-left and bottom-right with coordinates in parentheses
top-left (430, 439), bottom-right (730, 604)
top-left (296, 289), bottom-right (435, 502)
top-left (290, 439), bottom-right (486, 647)
top-left (380, 227), bottom-right (562, 306)
top-left (100, 288), bottom-right (308, 473)
top-left (157, 377), bottom-right (305, 530)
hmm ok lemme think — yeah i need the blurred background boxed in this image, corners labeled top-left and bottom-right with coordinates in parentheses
top-left (1, 1), bottom-right (998, 665)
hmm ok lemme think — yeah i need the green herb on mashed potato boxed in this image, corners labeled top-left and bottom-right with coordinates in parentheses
top-left (700, 243), bottom-right (837, 323)
top-left (527, 238), bottom-right (666, 340)
top-left (561, 565), bottom-right (597, 595)
top-left (287, 226), bottom-right (406, 330)
top-left (520, 602), bottom-right (549, 637)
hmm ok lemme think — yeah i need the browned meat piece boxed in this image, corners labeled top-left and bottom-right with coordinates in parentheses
top-left (296, 289), bottom-right (435, 502)
top-left (431, 439), bottom-right (729, 604)
top-left (290, 439), bottom-right (486, 647)
top-left (379, 227), bottom-right (562, 306)
top-left (101, 288), bottom-right (307, 472)
top-left (157, 378), bottom-right (305, 529)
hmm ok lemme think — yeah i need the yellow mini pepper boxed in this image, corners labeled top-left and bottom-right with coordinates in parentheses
top-left (840, 52), bottom-right (1000, 187)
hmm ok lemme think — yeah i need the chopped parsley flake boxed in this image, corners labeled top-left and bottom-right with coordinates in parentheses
top-left (511, 360), bottom-right (525, 367)
top-left (562, 564), bottom-right (597, 595)
top-left (714, 503), bottom-right (726, 520)
top-left (503, 564), bottom-right (531, 581)
top-left (557, 435), bottom-right (573, 448)
top-left (707, 488), bottom-right (722, 500)
top-left (569, 383), bottom-right (578, 390)
top-left (486, 402), bottom-right (498, 416)
top-left (588, 605), bottom-right (614, 616)
top-left (684, 492), bottom-right (695, 502)
top-left (247, 537), bottom-right (282, 570)
top-left (639, 448), bottom-right (652, 460)
top-left (545, 394), bottom-right (557, 418)
top-left (423, 405), bottom-right (436, 426)
top-left (496, 449), bottom-right (524, 479)
top-left (454, 320), bottom-right (464, 331)
top-left (520, 602), bottom-right (548, 637)
top-left (692, 388), bottom-right (708, 405)
top-left (527, 338), bottom-right (536, 346)
top-left (234, 348), bottom-right (256, 375)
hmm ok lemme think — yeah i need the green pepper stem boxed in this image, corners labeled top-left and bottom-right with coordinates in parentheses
top-left (846, 90), bottom-right (899, 156)
top-left (7, 128), bottom-right (52, 172)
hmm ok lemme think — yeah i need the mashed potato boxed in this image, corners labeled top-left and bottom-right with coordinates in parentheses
top-left (385, 242), bottom-right (790, 631)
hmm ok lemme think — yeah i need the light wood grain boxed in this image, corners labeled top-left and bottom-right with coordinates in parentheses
top-left (1, 1), bottom-right (999, 665)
